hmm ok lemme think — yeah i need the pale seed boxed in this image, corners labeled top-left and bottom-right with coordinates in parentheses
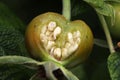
top-left (76, 31), bottom-right (81, 37)
top-left (53, 48), bottom-right (62, 59)
top-left (73, 31), bottom-right (81, 39)
top-left (53, 27), bottom-right (61, 39)
top-left (67, 32), bottom-right (74, 44)
top-left (61, 48), bottom-right (68, 60)
top-left (40, 33), bottom-right (47, 43)
top-left (50, 46), bottom-right (56, 55)
top-left (46, 41), bottom-right (55, 50)
top-left (48, 21), bottom-right (56, 31)
top-left (68, 43), bottom-right (79, 54)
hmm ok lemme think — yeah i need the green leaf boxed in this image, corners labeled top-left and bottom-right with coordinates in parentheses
top-left (84, 0), bottom-right (114, 16)
top-left (0, 56), bottom-right (46, 70)
top-left (71, 0), bottom-right (90, 18)
top-left (0, 64), bottom-right (36, 80)
top-left (60, 66), bottom-right (79, 80)
top-left (0, 2), bottom-right (26, 33)
top-left (0, 25), bottom-right (25, 56)
top-left (0, 56), bottom-right (47, 80)
top-left (0, 46), bottom-right (5, 56)
top-left (84, 0), bottom-right (115, 38)
top-left (104, 0), bottom-right (120, 3)
top-left (29, 73), bottom-right (40, 80)
top-left (0, 2), bottom-right (41, 80)
top-left (0, 2), bottom-right (28, 56)
top-left (29, 73), bottom-right (46, 80)
top-left (108, 52), bottom-right (120, 80)
top-left (70, 64), bottom-right (88, 80)
top-left (0, 56), bottom-right (45, 66)
top-left (84, 0), bottom-right (104, 7)
top-left (96, 3), bottom-right (114, 16)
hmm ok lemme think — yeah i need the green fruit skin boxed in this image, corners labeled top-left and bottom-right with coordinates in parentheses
top-left (25, 12), bottom-right (94, 68)
top-left (106, 3), bottom-right (120, 39)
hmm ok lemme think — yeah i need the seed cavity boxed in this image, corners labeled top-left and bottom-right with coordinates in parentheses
top-left (41, 25), bottom-right (47, 34)
top-left (65, 42), bottom-right (71, 49)
top-left (40, 21), bottom-right (81, 60)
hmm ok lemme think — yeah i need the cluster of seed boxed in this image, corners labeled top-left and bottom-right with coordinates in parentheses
top-left (40, 21), bottom-right (81, 60)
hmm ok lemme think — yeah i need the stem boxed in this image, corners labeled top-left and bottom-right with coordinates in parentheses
top-left (44, 62), bottom-right (58, 80)
top-left (98, 14), bottom-right (115, 53)
top-left (62, 0), bottom-right (71, 20)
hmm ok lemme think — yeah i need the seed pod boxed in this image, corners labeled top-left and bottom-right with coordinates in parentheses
top-left (25, 12), bottom-right (94, 67)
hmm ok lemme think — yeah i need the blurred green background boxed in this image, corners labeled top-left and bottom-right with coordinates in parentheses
top-left (0, 0), bottom-right (105, 37)
top-left (0, 0), bottom-right (62, 24)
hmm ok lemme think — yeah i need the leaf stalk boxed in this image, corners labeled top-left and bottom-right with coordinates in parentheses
top-left (62, 0), bottom-right (71, 20)
top-left (98, 14), bottom-right (115, 53)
